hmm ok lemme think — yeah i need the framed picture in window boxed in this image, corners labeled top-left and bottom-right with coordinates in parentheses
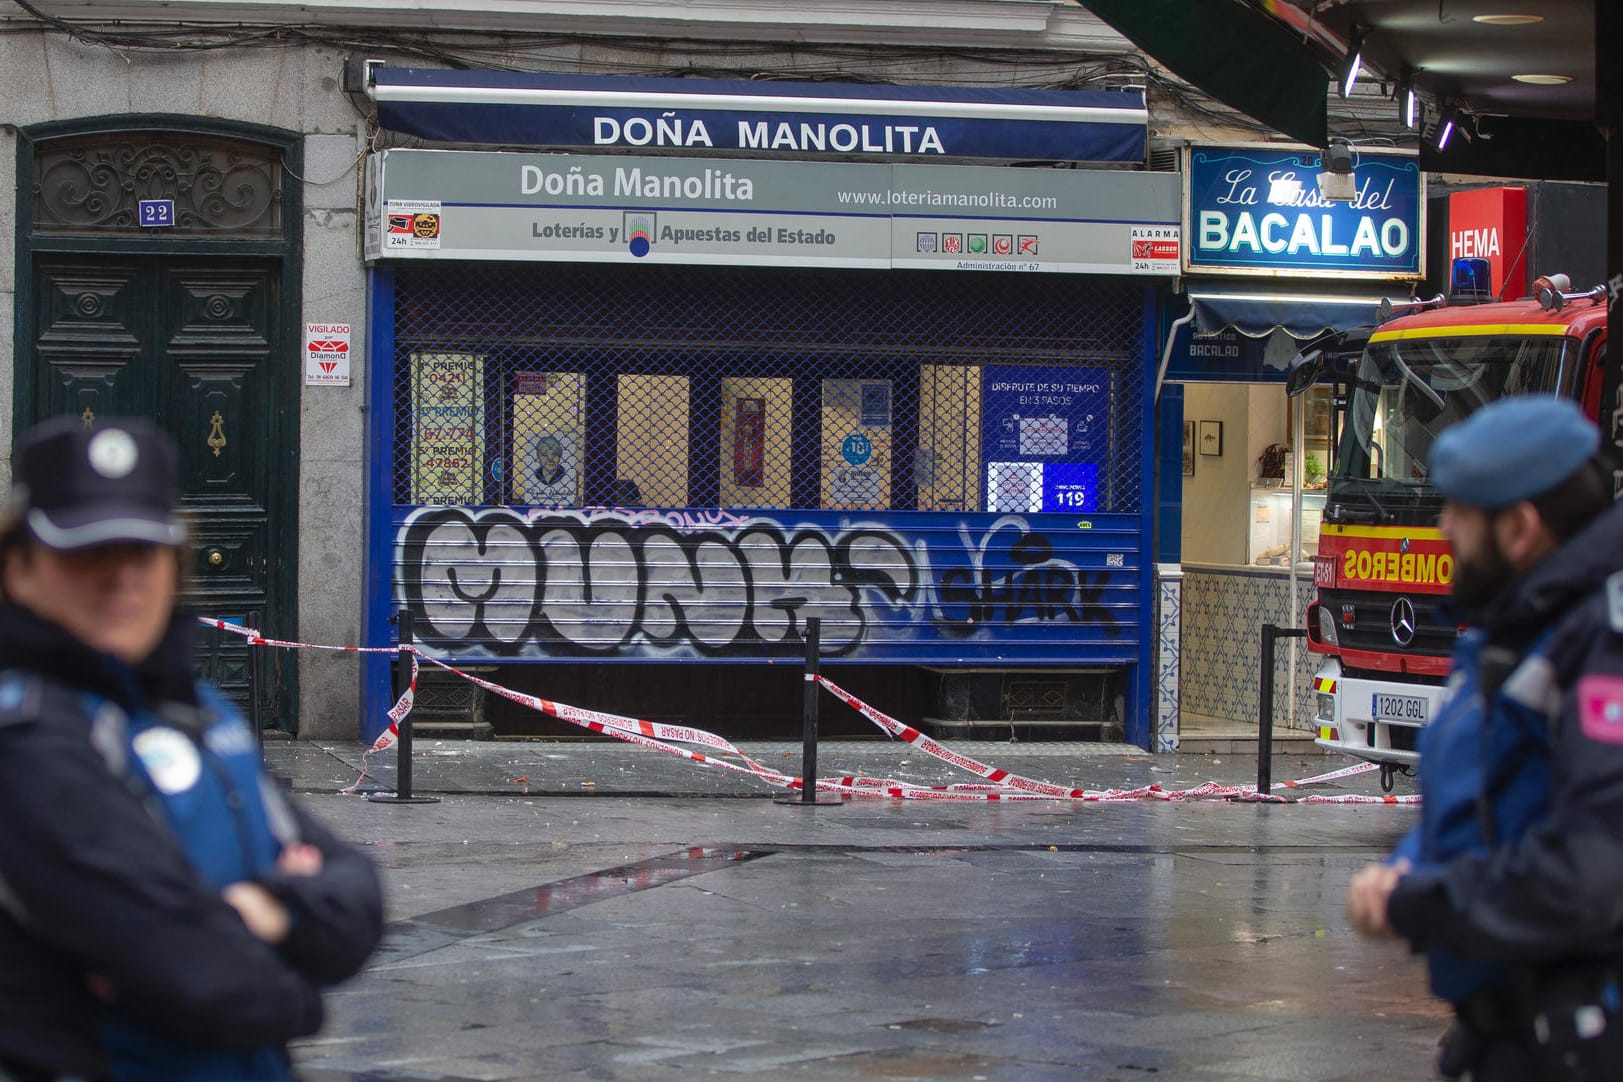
top-left (1198, 419), bottom-right (1223, 457)
top-left (1304, 387), bottom-right (1332, 441)
top-left (1182, 420), bottom-right (1196, 476)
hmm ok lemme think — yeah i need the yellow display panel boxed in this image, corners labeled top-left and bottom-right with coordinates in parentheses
top-left (409, 352), bottom-right (484, 505)
top-left (917, 364), bottom-right (982, 511)
top-left (510, 371), bottom-right (586, 506)
top-left (820, 378), bottom-right (892, 511)
top-left (617, 374), bottom-right (690, 507)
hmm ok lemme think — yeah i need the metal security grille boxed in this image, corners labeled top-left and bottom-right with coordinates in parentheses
top-left (392, 263), bottom-right (1145, 514)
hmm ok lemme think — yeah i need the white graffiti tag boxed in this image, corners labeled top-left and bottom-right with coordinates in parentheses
top-left (398, 508), bottom-right (918, 657)
top-left (410, 519), bottom-right (535, 645)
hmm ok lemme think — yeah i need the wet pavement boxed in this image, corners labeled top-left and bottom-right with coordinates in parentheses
top-left (266, 736), bottom-right (1442, 1081)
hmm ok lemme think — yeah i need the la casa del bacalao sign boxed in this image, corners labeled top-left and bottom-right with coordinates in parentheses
top-left (1183, 145), bottom-right (1423, 280)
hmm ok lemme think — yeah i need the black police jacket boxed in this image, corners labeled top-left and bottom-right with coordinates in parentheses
top-left (0, 605), bottom-right (383, 1080)
top-left (1388, 500), bottom-right (1623, 966)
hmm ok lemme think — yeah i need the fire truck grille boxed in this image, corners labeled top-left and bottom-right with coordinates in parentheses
top-left (1318, 588), bottom-right (1459, 659)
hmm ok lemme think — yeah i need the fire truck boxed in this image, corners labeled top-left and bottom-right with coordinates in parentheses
top-left (1292, 271), bottom-right (1613, 791)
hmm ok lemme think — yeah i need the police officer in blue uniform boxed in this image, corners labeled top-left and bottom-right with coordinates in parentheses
top-left (0, 417), bottom-right (382, 1082)
top-left (1346, 396), bottom-right (1623, 1081)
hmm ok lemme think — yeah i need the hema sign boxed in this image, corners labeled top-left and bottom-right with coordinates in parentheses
top-left (1448, 186), bottom-right (1528, 301)
top-left (1184, 145), bottom-right (1423, 279)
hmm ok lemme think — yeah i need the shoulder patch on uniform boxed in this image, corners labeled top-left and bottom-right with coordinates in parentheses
top-left (1579, 674), bottom-right (1623, 745)
top-left (0, 674), bottom-right (43, 730)
top-left (1608, 571), bottom-right (1623, 634)
top-left (131, 726), bottom-right (202, 795)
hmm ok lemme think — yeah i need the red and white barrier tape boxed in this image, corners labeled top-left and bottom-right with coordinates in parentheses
top-left (371, 653), bottom-right (420, 752)
top-left (1278, 760), bottom-right (1377, 787)
top-left (198, 617), bottom-right (414, 792)
top-left (199, 617), bottom-right (1419, 805)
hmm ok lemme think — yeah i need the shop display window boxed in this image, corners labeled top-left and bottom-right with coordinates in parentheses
top-left (408, 352), bottom-right (484, 505)
top-left (399, 359), bottom-right (1126, 514)
top-left (392, 266), bottom-right (1149, 516)
top-left (1295, 384), bottom-right (1335, 492)
top-left (1181, 383), bottom-right (1332, 569)
top-left (1253, 384), bottom-right (1332, 567)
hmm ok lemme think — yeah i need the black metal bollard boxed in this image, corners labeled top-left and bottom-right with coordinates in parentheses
top-left (1257, 623), bottom-right (1308, 794)
top-left (369, 611), bottom-right (440, 805)
top-left (776, 617), bottom-right (841, 807)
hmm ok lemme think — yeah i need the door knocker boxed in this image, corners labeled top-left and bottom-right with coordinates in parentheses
top-left (207, 410), bottom-right (227, 458)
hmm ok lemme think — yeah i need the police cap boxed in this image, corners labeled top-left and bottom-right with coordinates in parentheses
top-left (1428, 395), bottom-right (1599, 509)
top-left (7, 416), bottom-right (186, 550)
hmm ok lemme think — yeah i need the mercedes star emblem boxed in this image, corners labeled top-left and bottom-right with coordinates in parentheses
top-left (1390, 596), bottom-right (1417, 647)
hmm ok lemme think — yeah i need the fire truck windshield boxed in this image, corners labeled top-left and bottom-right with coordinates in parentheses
top-left (1330, 335), bottom-right (1569, 518)
top-left (1330, 335), bottom-right (1571, 483)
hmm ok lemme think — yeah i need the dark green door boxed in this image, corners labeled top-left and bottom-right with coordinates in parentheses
top-left (29, 255), bottom-right (294, 729)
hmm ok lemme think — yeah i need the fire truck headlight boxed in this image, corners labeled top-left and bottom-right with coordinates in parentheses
top-left (1317, 693), bottom-right (1337, 721)
top-left (1317, 606), bottom-right (1339, 646)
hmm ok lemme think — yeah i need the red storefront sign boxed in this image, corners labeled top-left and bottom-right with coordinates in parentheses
top-left (1449, 187), bottom-right (1528, 301)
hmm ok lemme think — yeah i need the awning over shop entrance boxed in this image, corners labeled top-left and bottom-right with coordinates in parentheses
top-left (1188, 290), bottom-right (1385, 340)
top-left (1163, 287), bottom-right (1386, 384)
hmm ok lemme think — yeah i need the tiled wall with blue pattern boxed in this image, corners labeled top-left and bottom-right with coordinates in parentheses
top-left (1154, 568), bottom-right (1181, 752)
top-left (1181, 566), bottom-right (1320, 730)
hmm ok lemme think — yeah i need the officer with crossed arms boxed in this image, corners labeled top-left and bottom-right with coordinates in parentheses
top-left (0, 417), bottom-right (382, 1082)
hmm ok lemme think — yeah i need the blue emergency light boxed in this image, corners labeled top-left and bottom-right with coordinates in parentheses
top-left (1449, 257), bottom-right (1492, 302)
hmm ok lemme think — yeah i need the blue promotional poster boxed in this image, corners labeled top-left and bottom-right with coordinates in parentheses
top-left (1185, 146), bottom-right (1422, 278)
top-left (981, 365), bottom-right (1108, 513)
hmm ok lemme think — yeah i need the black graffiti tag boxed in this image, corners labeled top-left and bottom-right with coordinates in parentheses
top-left (936, 530), bottom-right (1120, 633)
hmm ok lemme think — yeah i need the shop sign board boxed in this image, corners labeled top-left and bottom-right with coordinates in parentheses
top-left (367, 149), bottom-right (1181, 276)
top-left (371, 68), bottom-right (1148, 165)
top-left (1184, 145), bottom-right (1423, 279)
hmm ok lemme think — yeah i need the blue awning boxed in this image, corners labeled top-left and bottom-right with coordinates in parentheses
top-left (1188, 289), bottom-right (1385, 340)
top-left (1163, 288), bottom-right (1387, 384)
top-left (368, 68), bottom-right (1148, 163)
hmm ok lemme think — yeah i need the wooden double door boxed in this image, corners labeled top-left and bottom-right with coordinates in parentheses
top-left (25, 255), bottom-right (297, 730)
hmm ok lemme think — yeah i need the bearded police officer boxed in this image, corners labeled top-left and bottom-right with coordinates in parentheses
top-left (1346, 395), bottom-right (1623, 1081)
top-left (0, 417), bottom-right (382, 1082)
